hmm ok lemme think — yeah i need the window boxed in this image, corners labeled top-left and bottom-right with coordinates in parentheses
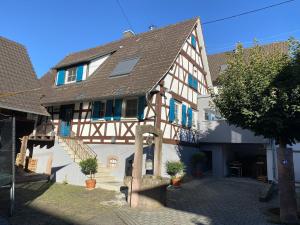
top-left (99, 102), bottom-right (105, 118)
top-left (92, 101), bottom-right (106, 120)
top-left (188, 73), bottom-right (198, 90)
top-left (110, 57), bottom-right (140, 77)
top-left (192, 110), bottom-right (197, 127)
top-left (66, 67), bottom-right (76, 83)
top-left (204, 109), bottom-right (223, 121)
top-left (191, 35), bottom-right (197, 49)
top-left (125, 98), bottom-right (138, 117)
top-left (108, 157), bottom-right (118, 168)
top-left (174, 101), bottom-right (181, 124)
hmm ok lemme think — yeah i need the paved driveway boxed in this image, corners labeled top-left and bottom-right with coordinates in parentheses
top-left (1, 178), bottom-right (278, 225)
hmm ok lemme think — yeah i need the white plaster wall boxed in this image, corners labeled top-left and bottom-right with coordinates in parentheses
top-left (88, 54), bottom-right (110, 76)
top-left (32, 141), bottom-right (87, 186)
top-left (161, 144), bottom-right (201, 177)
top-left (89, 144), bottom-right (135, 181)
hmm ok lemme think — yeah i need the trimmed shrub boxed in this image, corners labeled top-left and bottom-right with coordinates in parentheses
top-left (79, 158), bottom-right (98, 178)
top-left (166, 161), bottom-right (185, 178)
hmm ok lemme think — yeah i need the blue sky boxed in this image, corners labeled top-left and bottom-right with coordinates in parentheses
top-left (1, 0), bottom-right (299, 77)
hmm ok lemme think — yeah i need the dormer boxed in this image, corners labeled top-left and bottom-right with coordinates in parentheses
top-left (55, 53), bottom-right (110, 86)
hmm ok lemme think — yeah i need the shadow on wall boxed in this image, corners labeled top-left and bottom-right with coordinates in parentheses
top-left (125, 145), bottom-right (154, 177)
top-left (51, 164), bottom-right (70, 182)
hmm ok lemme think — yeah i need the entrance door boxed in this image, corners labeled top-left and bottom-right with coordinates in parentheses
top-left (59, 105), bottom-right (74, 137)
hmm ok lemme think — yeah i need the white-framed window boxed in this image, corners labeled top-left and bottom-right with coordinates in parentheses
top-left (66, 67), bottom-right (76, 83)
top-left (174, 101), bottom-right (181, 124)
top-left (124, 98), bottom-right (138, 118)
top-left (107, 156), bottom-right (118, 168)
top-left (204, 109), bottom-right (223, 121)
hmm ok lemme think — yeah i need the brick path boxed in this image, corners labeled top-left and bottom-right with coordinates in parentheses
top-left (3, 178), bottom-right (279, 225)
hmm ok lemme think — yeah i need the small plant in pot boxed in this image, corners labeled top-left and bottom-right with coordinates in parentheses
top-left (79, 158), bottom-right (98, 190)
top-left (191, 152), bottom-right (206, 177)
top-left (166, 161), bottom-right (185, 187)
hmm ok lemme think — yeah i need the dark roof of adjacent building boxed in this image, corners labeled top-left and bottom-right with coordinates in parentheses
top-left (40, 18), bottom-right (198, 105)
top-left (0, 37), bottom-right (48, 115)
top-left (207, 42), bottom-right (289, 85)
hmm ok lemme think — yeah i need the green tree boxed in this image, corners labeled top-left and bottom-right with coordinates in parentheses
top-left (213, 39), bottom-right (300, 224)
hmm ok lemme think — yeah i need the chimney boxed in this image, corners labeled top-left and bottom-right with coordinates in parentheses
top-left (123, 30), bottom-right (135, 38)
top-left (149, 25), bottom-right (157, 31)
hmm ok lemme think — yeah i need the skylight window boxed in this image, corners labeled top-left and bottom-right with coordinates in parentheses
top-left (110, 57), bottom-right (139, 77)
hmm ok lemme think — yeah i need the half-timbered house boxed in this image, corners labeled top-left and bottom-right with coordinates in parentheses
top-left (37, 18), bottom-right (213, 186)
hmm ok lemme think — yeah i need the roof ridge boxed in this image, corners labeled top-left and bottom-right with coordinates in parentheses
top-left (208, 41), bottom-right (288, 56)
top-left (64, 17), bottom-right (198, 58)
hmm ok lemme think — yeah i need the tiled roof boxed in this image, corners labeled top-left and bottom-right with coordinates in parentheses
top-left (40, 18), bottom-right (198, 105)
top-left (207, 42), bottom-right (289, 85)
top-left (0, 37), bottom-right (48, 115)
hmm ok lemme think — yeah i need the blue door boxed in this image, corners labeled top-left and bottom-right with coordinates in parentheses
top-left (59, 106), bottom-right (73, 137)
top-left (60, 120), bottom-right (71, 137)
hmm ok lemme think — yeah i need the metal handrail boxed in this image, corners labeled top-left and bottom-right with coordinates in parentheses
top-left (58, 135), bottom-right (97, 161)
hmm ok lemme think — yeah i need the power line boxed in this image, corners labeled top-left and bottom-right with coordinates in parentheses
top-left (116, 0), bottom-right (135, 32)
top-left (202, 0), bottom-right (295, 25)
top-left (208, 28), bottom-right (300, 53)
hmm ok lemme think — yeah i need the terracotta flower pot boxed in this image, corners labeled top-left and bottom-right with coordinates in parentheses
top-left (85, 179), bottom-right (96, 190)
top-left (171, 177), bottom-right (181, 187)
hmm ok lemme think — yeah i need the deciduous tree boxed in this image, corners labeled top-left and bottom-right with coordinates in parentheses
top-left (213, 39), bottom-right (300, 224)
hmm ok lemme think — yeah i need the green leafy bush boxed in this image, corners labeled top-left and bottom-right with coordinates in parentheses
top-left (79, 158), bottom-right (98, 178)
top-left (191, 152), bottom-right (206, 166)
top-left (166, 161), bottom-right (185, 178)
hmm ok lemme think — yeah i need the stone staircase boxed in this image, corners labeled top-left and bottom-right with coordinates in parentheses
top-left (58, 137), bottom-right (123, 192)
top-left (94, 164), bottom-right (124, 192)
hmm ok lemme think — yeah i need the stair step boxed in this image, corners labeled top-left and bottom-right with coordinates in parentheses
top-left (96, 181), bottom-right (124, 192)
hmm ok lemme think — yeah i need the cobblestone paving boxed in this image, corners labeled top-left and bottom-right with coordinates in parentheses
top-left (1, 178), bottom-right (279, 225)
top-left (118, 177), bottom-right (279, 225)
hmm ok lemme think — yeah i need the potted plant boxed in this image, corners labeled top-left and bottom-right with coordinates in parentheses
top-left (191, 152), bottom-right (206, 177)
top-left (166, 161), bottom-right (185, 187)
top-left (79, 158), bottom-right (98, 190)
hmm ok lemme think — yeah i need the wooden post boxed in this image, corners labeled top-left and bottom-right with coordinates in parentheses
top-left (18, 136), bottom-right (28, 168)
top-left (153, 132), bottom-right (163, 177)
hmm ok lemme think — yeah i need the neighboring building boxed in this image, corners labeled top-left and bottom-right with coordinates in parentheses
top-left (37, 18), bottom-right (213, 184)
top-left (198, 42), bottom-right (299, 183)
top-left (0, 37), bottom-right (48, 186)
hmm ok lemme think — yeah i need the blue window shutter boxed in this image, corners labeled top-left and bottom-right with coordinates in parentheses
top-left (187, 107), bottom-right (193, 128)
top-left (114, 99), bottom-right (122, 121)
top-left (169, 98), bottom-right (175, 122)
top-left (56, 70), bottom-right (65, 86)
top-left (182, 104), bottom-right (187, 126)
top-left (76, 65), bottom-right (84, 82)
top-left (191, 35), bottom-right (196, 48)
top-left (92, 102), bottom-right (100, 120)
top-left (193, 77), bottom-right (198, 90)
top-left (105, 100), bottom-right (113, 120)
top-left (138, 96), bottom-right (146, 120)
top-left (188, 74), bottom-right (193, 87)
